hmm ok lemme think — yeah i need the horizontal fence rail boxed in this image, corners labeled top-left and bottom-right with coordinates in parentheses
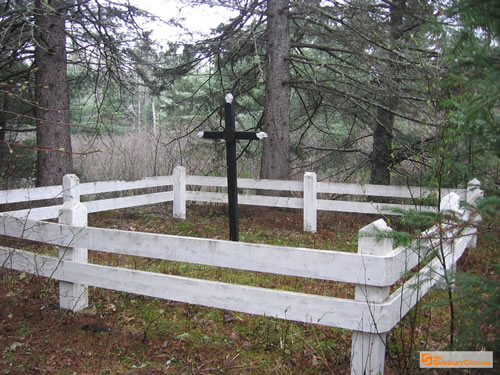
top-left (316, 181), bottom-right (463, 198)
top-left (185, 175), bottom-right (465, 198)
top-left (0, 215), bottom-right (409, 287)
top-left (0, 176), bottom-right (173, 205)
top-left (1, 166), bottom-right (469, 230)
top-left (0, 208), bottom-right (478, 335)
top-left (0, 169), bottom-right (482, 375)
top-left (0, 247), bottom-right (380, 332)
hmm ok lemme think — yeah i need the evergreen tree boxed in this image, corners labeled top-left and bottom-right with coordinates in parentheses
top-left (0, 0), bottom-right (158, 185)
top-left (437, 0), bottom-right (500, 189)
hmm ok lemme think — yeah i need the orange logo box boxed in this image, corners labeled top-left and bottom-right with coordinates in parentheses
top-left (420, 353), bottom-right (433, 366)
top-left (419, 351), bottom-right (493, 368)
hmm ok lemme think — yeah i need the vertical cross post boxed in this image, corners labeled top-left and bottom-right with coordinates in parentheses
top-left (198, 94), bottom-right (267, 241)
top-left (224, 95), bottom-right (239, 241)
top-left (58, 174), bottom-right (88, 312)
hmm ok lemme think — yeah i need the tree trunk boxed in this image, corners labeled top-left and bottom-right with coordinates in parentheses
top-left (0, 95), bottom-right (6, 143)
top-left (260, 0), bottom-right (291, 185)
top-left (152, 98), bottom-right (157, 135)
top-left (370, 103), bottom-right (396, 185)
top-left (137, 85), bottom-right (142, 130)
top-left (35, 0), bottom-right (73, 187)
top-left (369, 0), bottom-right (405, 186)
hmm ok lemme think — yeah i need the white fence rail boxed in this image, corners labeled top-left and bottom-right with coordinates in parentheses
top-left (1, 166), bottom-right (468, 233)
top-left (0, 170), bottom-right (481, 374)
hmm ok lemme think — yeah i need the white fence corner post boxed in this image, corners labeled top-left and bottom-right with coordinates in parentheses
top-left (351, 218), bottom-right (393, 375)
top-left (58, 174), bottom-right (88, 312)
top-left (303, 172), bottom-right (317, 233)
top-left (173, 166), bottom-right (186, 219)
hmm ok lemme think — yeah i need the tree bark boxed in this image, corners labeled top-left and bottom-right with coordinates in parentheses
top-left (369, 0), bottom-right (405, 186)
top-left (35, 0), bottom-right (73, 187)
top-left (370, 102), bottom-right (396, 185)
top-left (260, 0), bottom-right (291, 184)
top-left (0, 94), bottom-right (6, 143)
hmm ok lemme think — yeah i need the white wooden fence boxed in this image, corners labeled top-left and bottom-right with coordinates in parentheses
top-left (0, 168), bottom-right (482, 374)
top-left (0, 165), bottom-right (466, 232)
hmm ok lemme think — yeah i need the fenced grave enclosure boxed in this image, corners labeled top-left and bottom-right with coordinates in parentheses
top-left (0, 166), bottom-right (483, 374)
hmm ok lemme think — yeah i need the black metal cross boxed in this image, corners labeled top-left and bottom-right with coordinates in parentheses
top-left (198, 93), bottom-right (267, 241)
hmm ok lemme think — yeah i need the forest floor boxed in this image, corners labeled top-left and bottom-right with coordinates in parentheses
top-left (0, 204), bottom-right (497, 374)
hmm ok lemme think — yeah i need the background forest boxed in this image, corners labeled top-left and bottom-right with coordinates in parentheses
top-left (0, 0), bottom-right (498, 195)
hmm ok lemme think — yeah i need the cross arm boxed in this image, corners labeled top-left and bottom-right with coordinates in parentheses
top-left (235, 131), bottom-right (268, 140)
top-left (197, 131), bottom-right (268, 141)
top-left (198, 131), bottom-right (224, 140)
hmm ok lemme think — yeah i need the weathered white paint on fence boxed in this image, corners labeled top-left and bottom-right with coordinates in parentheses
top-left (173, 166), bottom-right (186, 219)
top-left (185, 191), bottom-right (304, 209)
top-left (317, 181), bottom-right (465, 199)
top-left (186, 175), bottom-right (304, 192)
top-left (0, 217), bottom-right (477, 334)
top-left (389, 243), bottom-right (434, 283)
top-left (384, 228), bottom-right (476, 331)
top-left (185, 175), bottom-right (226, 188)
top-left (58, 174), bottom-right (88, 312)
top-left (466, 178), bottom-right (483, 204)
top-left (0, 176), bottom-right (173, 205)
top-left (85, 191), bottom-right (173, 213)
top-left (79, 176), bottom-right (173, 196)
top-left (0, 172), bottom-right (482, 375)
top-left (2, 169), bottom-right (456, 226)
top-left (318, 199), bottom-right (437, 216)
top-left (0, 246), bottom-right (380, 332)
top-left (436, 191), bottom-right (463, 289)
top-left (303, 172), bottom-right (317, 232)
top-left (440, 192), bottom-right (461, 213)
top-left (1, 205), bottom-right (479, 293)
top-left (351, 219), bottom-right (393, 375)
top-left (185, 174), bottom-right (466, 199)
top-left (465, 178), bottom-right (483, 249)
top-left (0, 185), bottom-right (63, 205)
top-left (1, 179), bottom-right (437, 225)
top-left (3, 191), bottom-right (174, 221)
top-left (0, 215), bottom-right (397, 287)
top-left (238, 178), bottom-right (304, 192)
top-left (3, 206), bottom-right (61, 221)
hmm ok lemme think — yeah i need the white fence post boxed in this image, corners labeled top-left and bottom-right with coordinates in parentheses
top-left (436, 192), bottom-right (462, 291)
top-left (466, 178), bottom-right (482, 205)
top-left (351, 219), bottom-right (393, 375)
top-left (466, 178), bottom-right (483, 249)
top-left (58, 174), bottom-right (88, 312)
top-left (173, 166), bottom-right (186, 219)
top-left (303, 172), bottom-right (317, 233)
